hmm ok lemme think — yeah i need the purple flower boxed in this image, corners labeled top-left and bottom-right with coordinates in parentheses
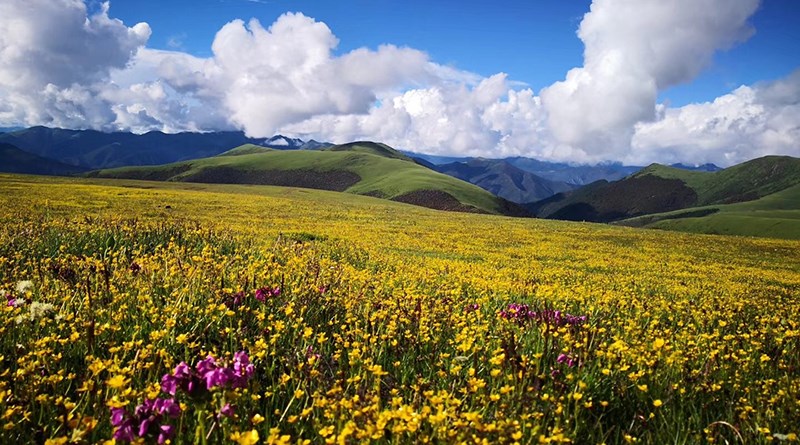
top-left (161, 361), bottom-right (202, 396)
top-left (219, 403), bottom-right (234, 418)
top-left (465, 303), bottom-right (480, 313)
top-left (110, 398), bottom-right (180, 444)
top-left (231, 351), bottom-right (255, 388)
top-left (255, 286), bottom-right (281, 302)
top-left (500, 304), bottom-right (588, 328)
top-left (223, 291), bottom-right (246, 308)
top-left (556, 353), bottom-right (578, 367)
top-left (160, 351), bottom-right (255, 398)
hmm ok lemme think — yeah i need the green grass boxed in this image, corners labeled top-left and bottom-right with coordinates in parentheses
top-left (90, 143), bottom-right (508, 214)
top-left (617, 184), bottom-right (800, 239)
top-left (637, 156), bottom-right (800, 205)
top-left (322, 141), bottom-right (415, 162)
top-left (217, 144), bottom-right (274, 156)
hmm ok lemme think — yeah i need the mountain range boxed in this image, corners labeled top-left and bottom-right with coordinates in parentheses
top-left (0, 127), bottom-right (653, 204)
top-left (0, 126), bottom-right (327, 170)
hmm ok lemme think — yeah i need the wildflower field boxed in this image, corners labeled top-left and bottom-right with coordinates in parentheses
top-left (1, 174), bottom-right (799, 444)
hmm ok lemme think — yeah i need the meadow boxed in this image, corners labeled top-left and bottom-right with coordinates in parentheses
top-left (1, 173), bottom-right (799, 444)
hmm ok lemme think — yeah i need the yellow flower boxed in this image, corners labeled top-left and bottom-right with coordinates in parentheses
top-left (252, 414), bottom-right (265, 425)
top-left (653, 399), bottom-right (663, 408)
top-left (105, 375), bottom-right (129, 390)
top-left (231, 429), bottom-right (260, 445)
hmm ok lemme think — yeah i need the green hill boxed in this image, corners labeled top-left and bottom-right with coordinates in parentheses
top-left (88, 142), bottom-right (525, 215)
top-left (616, 183), bottom-right (800, 239)
top-left (323, 141), bottom-right (415, 162)
top-left (217, 144), bottom-right (274, 156)
top-left (530, 155), bottom-right (800, 224)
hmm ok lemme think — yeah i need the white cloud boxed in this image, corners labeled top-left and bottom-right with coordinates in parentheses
top-left (207, 14), bottom-right (432, 136)
top-left (0, 0), bottom-right (149, 128)
top-left (540, 0), bottom-right (760, 161)
top-left (0, 0), bottom-right (796, 166)
top-left (631, 69), bottom-right (800, 165)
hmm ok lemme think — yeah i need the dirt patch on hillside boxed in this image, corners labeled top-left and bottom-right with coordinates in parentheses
top-left (182, 168), bottom-right (360, 192)
top-left (90, 165), bottom-right (192, 181)
top-left (392, 190), bottom-right (483, 213)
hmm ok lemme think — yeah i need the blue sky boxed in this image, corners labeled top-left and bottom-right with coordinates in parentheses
top-left (1, 0), bottom-right (798, 165)
top-left (105, 0), bottom-right (799, 106)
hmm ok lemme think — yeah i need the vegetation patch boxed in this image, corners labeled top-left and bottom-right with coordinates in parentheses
top-left (181, 167), bottom-right (360, 192)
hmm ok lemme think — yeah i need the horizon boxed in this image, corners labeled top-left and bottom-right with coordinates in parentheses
top-left (9, 123), bottom-right (790, 169)
top-left (0, 0), bottom-right (798, 167)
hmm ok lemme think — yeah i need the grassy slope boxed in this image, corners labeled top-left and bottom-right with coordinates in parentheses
top-left (635, 155), bottom-right (800, 205)
top-left (217, 144), bottom-right (274, 156)
top-left (323, 141), bottom-right (416, 162)
top-left (618, 183), bottom-right (800, 239)
top-left (534, 156), bottom-right (800, 234)
top-left (90, 143), bottom-right (508, 214)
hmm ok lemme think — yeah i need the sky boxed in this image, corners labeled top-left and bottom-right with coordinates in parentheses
top-left (0, 0), bottom-right (798, 166)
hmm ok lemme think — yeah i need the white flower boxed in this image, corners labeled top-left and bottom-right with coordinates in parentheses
top-left (15, 280), bottom-right (34, 294)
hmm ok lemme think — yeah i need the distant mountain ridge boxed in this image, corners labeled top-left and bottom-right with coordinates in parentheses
top-left (0, 143), bottom-right (87, 176)
top-left (0, 127), bottom-right (333, 170)
top-left (430, 158), bottom-right (577, 203)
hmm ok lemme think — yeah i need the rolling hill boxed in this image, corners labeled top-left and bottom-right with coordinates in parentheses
top-left (88, 141), bottom-right (526, 215)
top-left (0, 143), bottom-right (87, 175)
top-left (530, 155), bottom-right (800, 223)
top-left (616, 183), bottom-right (800, 239)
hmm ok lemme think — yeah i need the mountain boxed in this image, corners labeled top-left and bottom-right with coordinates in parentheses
top-left (529, 155), bottom-right (800, 223)
top-left (88, 141), bottom-right (527, 216)
top-left (670, 163), bottom-right (721, 172)
top-left (300, 139), bottom-right (333, 150)
top-left (264, 135), bottom-right (304, 148)
top-left (0, 127), bottom-right (331, 170)
top-left (405, 151), bottom-right (643, 186)
top-left (0, 143), bottom-right (87, 175)
top-left (504, 157), bottom-right (643, 185)
top-left (430, 158), bottom-right (577, 203)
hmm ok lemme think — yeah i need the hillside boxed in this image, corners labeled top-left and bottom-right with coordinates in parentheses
top-left (530, 155), bottom-right (800, 223)
top-left (88, 142), bottom-right (525, 215)
top-left (616, 183), bottom-right (800, 239)
top-left (431, 158), bottom-right (577, 203)
top-left (0, 143), bottom-right (87, 175)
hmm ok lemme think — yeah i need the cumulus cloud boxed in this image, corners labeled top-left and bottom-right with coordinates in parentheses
top-left (0, 0), bottom-right (150, 128)
top-left (631, 69), bottom-right (800, 165)
top-left (540, 0), bottom-right (760, 160)
top-left (0, 0), bottom-right (797, 166)
top-left (207, 14), bottom-right (432, 136)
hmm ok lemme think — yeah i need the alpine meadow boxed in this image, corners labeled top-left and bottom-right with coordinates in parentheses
top-left (2, 0), bottom-right (800, 444)
top-left (1, 174), bottom-right (798, 444)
